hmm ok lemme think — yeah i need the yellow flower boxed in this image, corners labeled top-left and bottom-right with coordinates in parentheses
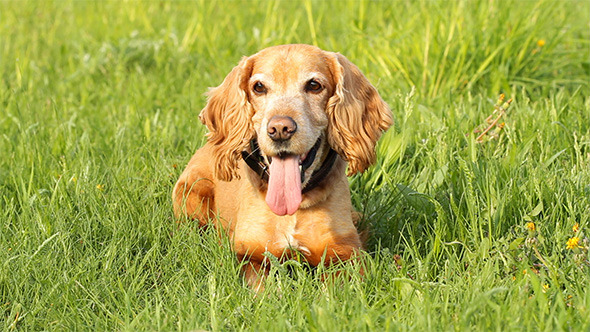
top-left (566, 237), bottom-right (580, 250)
top-left (537, 39), bottom-right (546, 47)
top-left (542, 284), bottom-right (549, 293)
top-left (96, 184), bottom-right (105, 191)
top-left (573, 223), bottom-right (579, 233)
top-left (526, 222), bottom-right (536, 231)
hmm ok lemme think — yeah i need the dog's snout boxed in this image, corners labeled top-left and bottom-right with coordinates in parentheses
top-left (267, 116), bottom-right (297, 141)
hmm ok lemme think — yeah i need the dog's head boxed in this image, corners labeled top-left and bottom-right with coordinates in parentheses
top-left (199, 44), bottom-right (392, 215)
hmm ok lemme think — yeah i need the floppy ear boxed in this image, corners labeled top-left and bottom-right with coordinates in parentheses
top-left (326, 53), bottom-right (393, 175)
top-left (199, 57), bottom-right (254, 181)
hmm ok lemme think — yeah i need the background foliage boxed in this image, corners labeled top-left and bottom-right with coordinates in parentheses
top-left (1, 0), bottom-right (589, 330)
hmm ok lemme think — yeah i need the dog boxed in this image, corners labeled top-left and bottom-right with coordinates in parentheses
top-left (173, 44), bottom-right (392, 288)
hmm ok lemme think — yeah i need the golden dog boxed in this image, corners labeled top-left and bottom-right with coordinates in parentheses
top-left (173, 44), bottom-right (392, 287)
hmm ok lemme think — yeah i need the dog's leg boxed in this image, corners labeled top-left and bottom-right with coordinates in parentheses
top-left (306, 242), bottom-right (365, 285)
top-left (241, 259), bottom-right (268, 292)
top-left (173, 146), bottom-right (218, 226)
top-left (296, 220), bottom-right (364, 271)
top-left (173, 173), bottom-right (215, 226)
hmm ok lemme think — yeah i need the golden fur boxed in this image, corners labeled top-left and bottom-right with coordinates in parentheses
top-left (173, 44), bottom-right (392, 288)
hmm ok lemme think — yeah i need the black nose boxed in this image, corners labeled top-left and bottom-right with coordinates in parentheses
top-left (267, 116), bottom-right (297, 141)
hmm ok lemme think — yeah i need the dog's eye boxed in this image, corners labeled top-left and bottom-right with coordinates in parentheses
top-left (305, 79), bottom-right (322, 92)
top-left (253, 82), bottom-right (267, 94)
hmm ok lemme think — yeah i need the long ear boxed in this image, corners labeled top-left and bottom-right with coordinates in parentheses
top-left (326, 53), bottom-right (393, 175)
top-left (199, 56), bottom-right (254, 181)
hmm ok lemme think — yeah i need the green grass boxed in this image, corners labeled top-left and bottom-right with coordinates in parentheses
top-left (1, 0), bottom-right (589, 330)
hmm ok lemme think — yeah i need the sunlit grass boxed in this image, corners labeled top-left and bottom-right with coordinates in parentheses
top-left (1, 0), bottom-right (589, 330)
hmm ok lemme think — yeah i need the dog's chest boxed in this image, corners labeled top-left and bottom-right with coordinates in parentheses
top-left (233, 209), bottom-right (314, 258)
top-left (272, 216), bottom-right (311, 256)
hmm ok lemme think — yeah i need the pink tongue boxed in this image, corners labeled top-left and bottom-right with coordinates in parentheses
top-left (265, 155), bottom-right (302, 216)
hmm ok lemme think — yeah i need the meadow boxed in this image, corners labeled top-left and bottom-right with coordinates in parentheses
top-left (1, 0), bottom-right (589, 330)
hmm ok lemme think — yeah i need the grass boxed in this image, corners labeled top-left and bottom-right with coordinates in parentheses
top-left (1, 0), bottom-right (589, 330)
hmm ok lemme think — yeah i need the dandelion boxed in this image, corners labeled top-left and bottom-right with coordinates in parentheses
top-left (526, 222), bottom-right (536, 232)
top-left (525, 222), bottom-right (537, 243)
top-left (96, 184), bottom-right (105, 191)
top-left (566, 237), bottom-right (581, 250)
top-left (537, 39), bottom-right (546, 47)
top-left (573, 223), bottom-right (579, 233)
top-left (542, 284), bottom-right (550, 293)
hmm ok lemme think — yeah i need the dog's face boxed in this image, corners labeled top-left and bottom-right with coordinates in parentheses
top-left (247, 46), bottom-right (333, 160)
top-left (199, 44), bottom-right (392, 215)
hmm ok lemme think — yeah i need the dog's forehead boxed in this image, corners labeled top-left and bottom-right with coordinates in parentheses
top-left (250, 46), bottom-right (331, 82)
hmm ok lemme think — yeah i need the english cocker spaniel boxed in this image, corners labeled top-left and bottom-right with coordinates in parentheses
top-left (173, 44), bottom-right (392, 288)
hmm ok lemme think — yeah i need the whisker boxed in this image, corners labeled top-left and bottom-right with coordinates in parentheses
top-left (244, 145), bottom-right (262, 160)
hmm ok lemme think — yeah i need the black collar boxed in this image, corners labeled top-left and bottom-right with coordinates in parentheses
top-left (241, 139), bottom-right (338, 194)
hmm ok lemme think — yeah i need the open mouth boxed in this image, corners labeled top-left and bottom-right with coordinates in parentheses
top-left (269, 137), bottom-right (321, 182)
top-left (264, 137), bottom-right (322, 216)
top-left (242, 137), bottom-right (327, 216)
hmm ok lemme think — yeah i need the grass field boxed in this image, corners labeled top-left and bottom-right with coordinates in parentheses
top-left (1, 0), bottom-right (589, 330)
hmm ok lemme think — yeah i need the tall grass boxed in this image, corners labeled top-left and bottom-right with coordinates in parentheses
top-left (1, 0), bottom-right (589, 330)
